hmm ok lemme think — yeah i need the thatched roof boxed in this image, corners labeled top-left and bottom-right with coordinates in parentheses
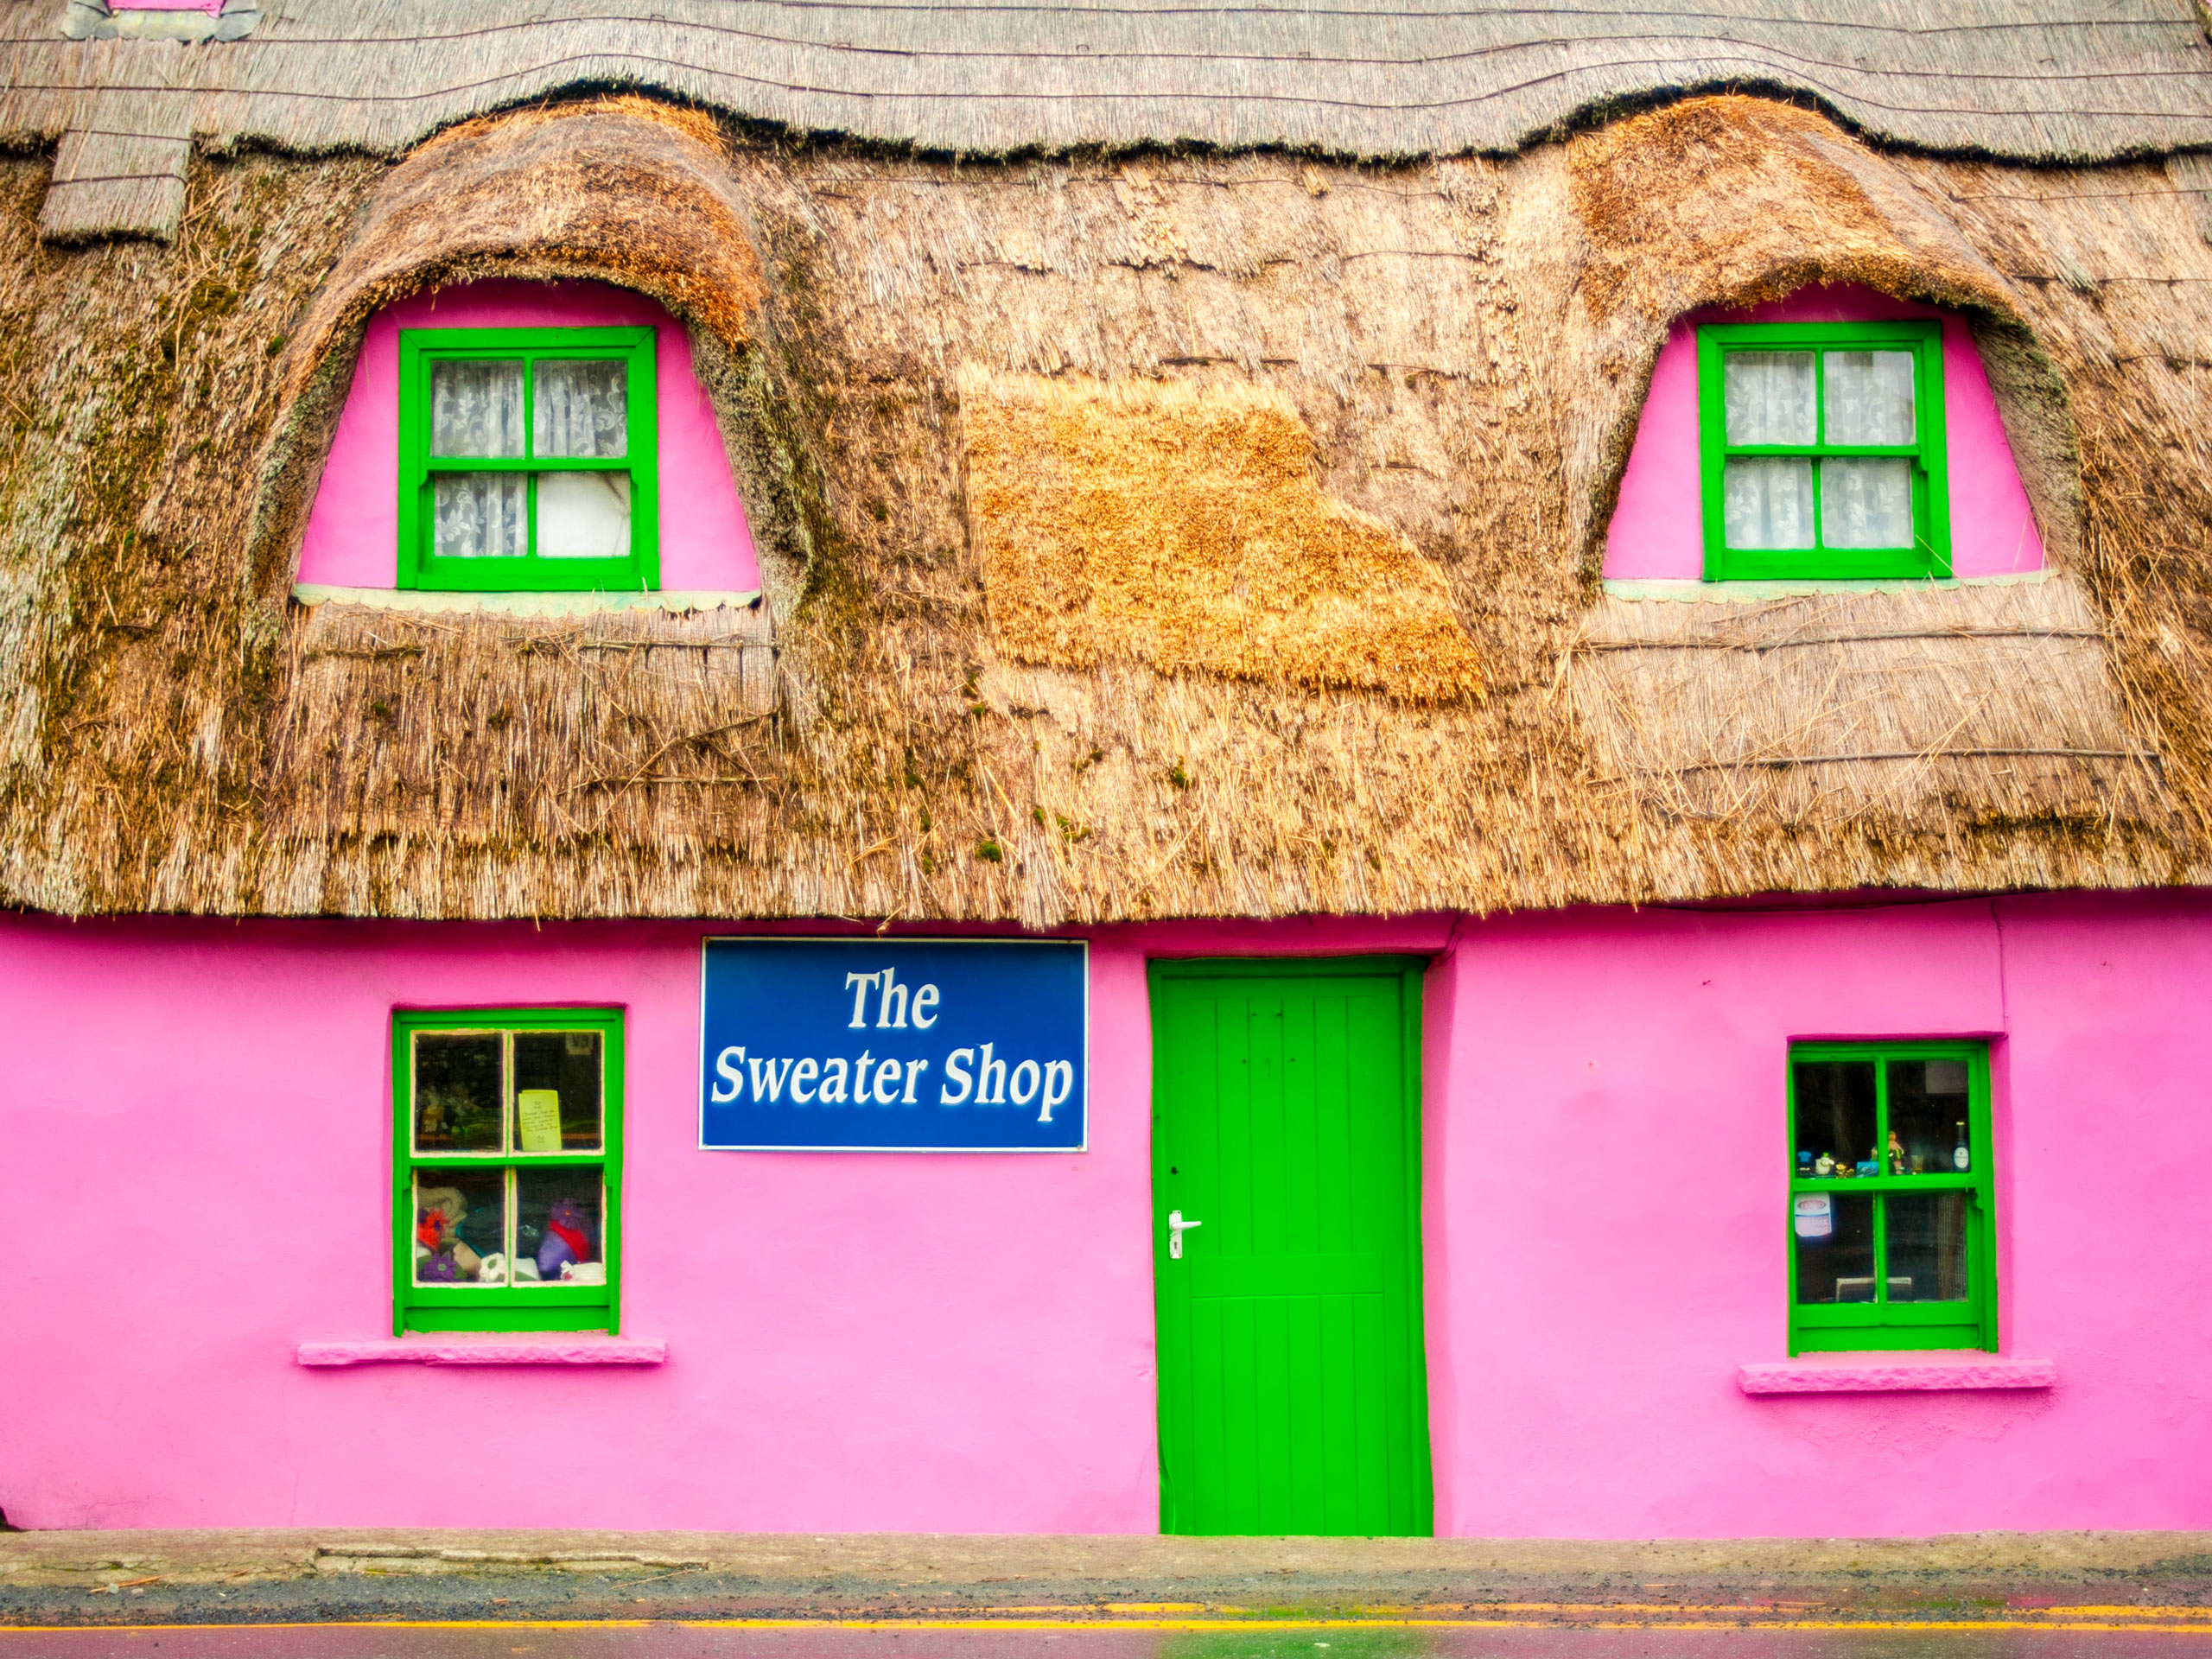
top-left (7, 0), bottom-right (2212, 232)
top-left (3, 87), bottom-right (2212, 922)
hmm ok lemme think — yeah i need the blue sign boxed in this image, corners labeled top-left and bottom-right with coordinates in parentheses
top-left (699, 938), bottom-right (1088, 1152)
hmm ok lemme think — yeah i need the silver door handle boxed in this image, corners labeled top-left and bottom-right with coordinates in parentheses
top-left (1167, 1210), bottom-right (1202, 1260)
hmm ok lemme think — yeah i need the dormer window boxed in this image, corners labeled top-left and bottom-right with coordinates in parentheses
top-left (1698, 320), bottom-right (1949, 581)
top-left (397, 327), bottom-right (658, 592)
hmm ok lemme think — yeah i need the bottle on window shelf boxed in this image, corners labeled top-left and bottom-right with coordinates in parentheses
top-left (1953, 1121), bottom-right (1970, 1171)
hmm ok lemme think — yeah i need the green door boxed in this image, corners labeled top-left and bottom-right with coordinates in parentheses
top-left (1149, 957), bottom-right (1433, 1536)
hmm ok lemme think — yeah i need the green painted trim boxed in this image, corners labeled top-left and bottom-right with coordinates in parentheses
top-left (1148, 954), bottom-right (1434, 1537)
top-left (1697, 320), bottom-right (1950, 582)
top-left (397, 327), bottom-right (658, 593)
top-left (392, 1006), bottom-right (625, 1336)
top-left (1150, 955), bottom-right (1430, 979)
top-left (1785, 1039), bottom-right (1996, 1356)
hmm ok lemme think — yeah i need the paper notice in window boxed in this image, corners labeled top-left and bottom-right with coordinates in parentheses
top-left (517, 1089), bottom-right (563, 1153)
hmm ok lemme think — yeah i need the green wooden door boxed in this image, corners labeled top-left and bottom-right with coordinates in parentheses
top-left (1150, 957), bottom-right (1433, 1536)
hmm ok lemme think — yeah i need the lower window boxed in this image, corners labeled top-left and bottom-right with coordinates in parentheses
top-left (393, 1007), bottom-right (623, 1334)
top-left (1788, 1041), bottom-right (1995, 1354)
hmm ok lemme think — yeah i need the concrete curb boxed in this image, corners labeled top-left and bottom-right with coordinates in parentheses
top-left (5, 1529), bottom-right (2212, 1627)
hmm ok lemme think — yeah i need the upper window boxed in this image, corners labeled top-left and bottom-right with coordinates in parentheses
top-left (397, 327), bottom-right (658, 592)
top-left (1699, 321), bottom-right (1949, 582)
top-left (1788, 1041), bottom-right (1995, 1355)
top-left (394, 1007), bottom-right (624, 1334)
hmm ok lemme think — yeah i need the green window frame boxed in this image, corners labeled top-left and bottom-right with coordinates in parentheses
top-left (392, 1007), bottom-right (624, 1335)
top-left (1787, 1040), bottom-right (1996, 1355)
top-left (1698, 319), bottom-right (1950, 582)
top-left (397, 326), bottom-right (658, 593)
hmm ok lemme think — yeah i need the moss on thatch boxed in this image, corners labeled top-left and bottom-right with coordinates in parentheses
top-left (959, 370), bottom-right (1484, 705)
top-left (2, 92), bottom-right (2209, 922)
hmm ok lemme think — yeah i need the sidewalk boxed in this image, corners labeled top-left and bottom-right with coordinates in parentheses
top-left (6, 1529), bottom-right (2212, 1627)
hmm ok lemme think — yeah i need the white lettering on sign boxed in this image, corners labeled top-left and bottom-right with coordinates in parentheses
top-left (844, 971), bottom-right (880, 1028)
top-left (791, 1057), bottom-right (820, 1103)
top-left (1041, 1060), bottom-right (1073, 1123)
top-left (843, 967), bottom-right (944, 1032)
top-left (941, 1048), bottom-right (974, 1104)
top-left (712, 1045), bottom-right (747, 1103)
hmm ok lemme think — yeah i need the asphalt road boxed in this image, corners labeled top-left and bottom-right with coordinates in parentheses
top-left (9, 1627), bottom-right (2212, 1658)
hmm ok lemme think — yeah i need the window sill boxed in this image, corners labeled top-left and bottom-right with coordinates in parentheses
top-left (1604, 573), bottom-right (2048, 603)
top-left (297, 1336), bottom-right (666, 1368)
top-left (1738, 1353), bottom-right (2054, 1395)
top-left (293, 583), bottom-right (763, 620)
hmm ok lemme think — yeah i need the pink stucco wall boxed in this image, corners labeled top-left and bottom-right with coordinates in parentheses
top-left (3, 893), bottom-right (2209, 1535)
top-left (1604, 285), bottom-right (2047, 580)
top-left (296, 280), bottom-right (761, 593)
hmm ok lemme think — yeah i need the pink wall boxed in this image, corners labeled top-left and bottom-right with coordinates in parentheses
top-left (4, 894), bottom-right (2210, 1535)
top-left (1604, 285), bottom-right (2047, 580)
top-left (296, 280), bottom-right (761, 594)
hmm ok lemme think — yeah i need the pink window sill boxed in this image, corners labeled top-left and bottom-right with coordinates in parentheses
top-left (111, 2), bottom-right (225, 11)
top-left (297, 1336), bottom-right (666, 1368)
top-left (1738, 1353), bottom-right (2055, 1395)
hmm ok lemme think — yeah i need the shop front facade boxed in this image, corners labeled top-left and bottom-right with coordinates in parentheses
top-left (10, 889), bottom-right (2209, 1535)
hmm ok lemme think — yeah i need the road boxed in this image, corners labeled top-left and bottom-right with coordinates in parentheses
top-left (8, 1624), bottom-right (2212, 1658)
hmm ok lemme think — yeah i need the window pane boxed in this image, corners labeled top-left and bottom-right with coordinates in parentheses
top-left (1820, 457), bottom-right (1914, 549)
top-left (518, 1168), bottom-right (605, 1286)
top-left (1889, 1058), bottom-right (1974, 1175)
top-left (414, 1166), bottom-right (510, 1285)
top-left (433, 473), bottom-right (529, 559)
top-left (534, 359), bottom-right (628, 459)
top-left (1886, 1192), bottom-right (1971, 1302)
top-left (1793, 1058), bottom-right (1877, 1178)
top-left (1722, 456), bottom-right (1815, 550)
top-left (513, 1030), bottom-right (603, 1153)
top-left (1823, 349), bottom-right (1916, 445)
top-left (1795, 1192), bottom-right (1875, 1304)
top-left (536, 472), bottom-right (631, 560)
top-left (1724, 350), bottom-right (1816, 444)
top-left (413, 1032), bottom-right (503, 1153)
top-left (430, 359), bottom-right (524, 457)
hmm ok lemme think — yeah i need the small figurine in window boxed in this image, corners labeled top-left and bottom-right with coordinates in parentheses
top-left (416, 1186), bottom-right (484, 1281)
top-left (1889, 1130), bottom-right (1907, 1174)
top-left (535, 1197), bottom-right (596, 1281)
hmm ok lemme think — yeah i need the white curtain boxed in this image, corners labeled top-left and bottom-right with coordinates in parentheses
top-left (535, 359), bottom-right (628, 458)
top-left (1721, 347), bottom-right (1916, 553)
top-left (1821, 458), bottom-right (1914, 547)
top-left (431, 359), bottom-right (524, 457)
top-left (1824, 350), bottom-right (1916, 445)
top-left (1724, 350), bottom-right (1815, 445)
top-left (433, 474), bottom-right (527, 559)
top-left (427, 358), bottom-right (631, 561)
top-left (1723, 456), bottom-right (1815, 549)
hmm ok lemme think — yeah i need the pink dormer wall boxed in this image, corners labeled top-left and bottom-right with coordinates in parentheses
top-left (297, 280), bottom-right (762, 594)
top-left (1604, 285), bottom-right (2046, 581)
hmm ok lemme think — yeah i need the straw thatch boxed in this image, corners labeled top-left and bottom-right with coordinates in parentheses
top-left (959, 371), bottom-right (1484, 705)
top-left (3, 89), bottom-right (2212, 923)
top-left (6, 0), bottom-right (2212, 167)
top-left (1573, 578), bottom-right (2159, 826)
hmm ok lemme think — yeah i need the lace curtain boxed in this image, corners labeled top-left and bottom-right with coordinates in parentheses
top-left (429, 358), bottom-right (632, 561)
top-left (1720, 347), bottom-right (1916, 551)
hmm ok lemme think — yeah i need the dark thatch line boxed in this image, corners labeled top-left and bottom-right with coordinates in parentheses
top-left (3, 0), bottom-right (2212, 167)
